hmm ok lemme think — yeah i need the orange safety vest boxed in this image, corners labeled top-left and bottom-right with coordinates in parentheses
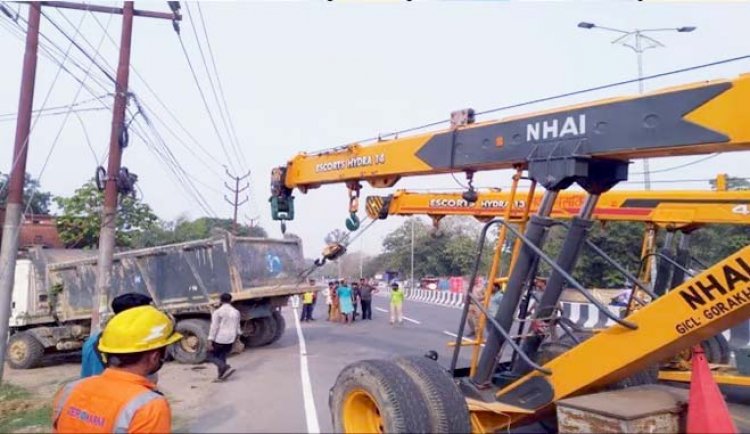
top-left (53, 368), bottom-right (171, 434)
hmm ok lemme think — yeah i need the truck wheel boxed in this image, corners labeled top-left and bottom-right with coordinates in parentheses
top-left (242, 316), bottom-right (276, 348)
top-left (331, 359), bottom-right (431, 434)
top-left (268, 311), bottom-right (286, 345)
top-left (172, 319), bottom-right (210, 364)
top-left (537, 334), bottom-right (657, 390)
top-left (6, 332), bottom-right (44, 369)
top-left (394, 356), bottom-right (471, 433)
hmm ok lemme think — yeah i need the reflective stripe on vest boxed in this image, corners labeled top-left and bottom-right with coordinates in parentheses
top-left (113, 390), bottom-right (163, 434)
top-left (53, 379), bottom-right (85, 425)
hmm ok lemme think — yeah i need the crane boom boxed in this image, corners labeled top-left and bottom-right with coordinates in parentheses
top-left (365, 186), bottom-right (750, 228)
top-left (275, 73), bottom-right (750, 195)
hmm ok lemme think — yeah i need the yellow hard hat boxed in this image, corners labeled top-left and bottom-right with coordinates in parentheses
top-left (98, 305), bottom-right (183, 354)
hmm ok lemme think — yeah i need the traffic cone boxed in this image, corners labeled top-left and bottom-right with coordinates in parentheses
top-left (686, 345), bottom-right (737, 434)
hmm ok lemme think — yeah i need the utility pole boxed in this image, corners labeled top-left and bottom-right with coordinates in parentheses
top-left (0, 2), bottom-right (41, 383)
top-left (224, 167), bottom-right (251, 235)
top-left (410, 217), bottom-right (415, 296)
top-left (92, 2), bottom-right (135, 334)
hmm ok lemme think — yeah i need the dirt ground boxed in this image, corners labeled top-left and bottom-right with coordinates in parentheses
top-left (2, 356), bottom-right (220, 433)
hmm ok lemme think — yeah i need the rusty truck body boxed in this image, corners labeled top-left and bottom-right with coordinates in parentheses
top-left (7, 233), bottom-right (314, 369)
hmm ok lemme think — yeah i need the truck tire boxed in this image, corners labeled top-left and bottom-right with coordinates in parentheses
top-left (6, 332), bottom-right (44, 369)
top-left (701, 334), bottom-right (730, 364)
top-left (242, 316), bottom-right (276, 348)
top-left (393, 356), bottom-right (471, 433)
top-left (172, 319), bottom-right (211, 364)
top-left (269, 311), bottom-right (286, 345)
top-left (330, 359), bottom-right (431, 434)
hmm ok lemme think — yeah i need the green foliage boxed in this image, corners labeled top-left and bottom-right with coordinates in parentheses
top-left (54, 180), bottom-right (158, 248)
top-left (0, 383), bottom-right (52, 433)
top-left (133, 216), bottom-right (268, 248)
top-left (709, 176), bottom-right (750, 191)
top-left (0, 172), bottom-right (52, 214)
top-left (368, 217), bottom-right (493, 279)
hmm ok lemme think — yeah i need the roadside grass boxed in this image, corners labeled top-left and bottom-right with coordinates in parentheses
top-left (0, 383), bottom-right (52, 433)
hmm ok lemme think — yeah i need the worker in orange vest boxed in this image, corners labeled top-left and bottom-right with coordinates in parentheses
top-left (52, 305), bottom-right (183, 433)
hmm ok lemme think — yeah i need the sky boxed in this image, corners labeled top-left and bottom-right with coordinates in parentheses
top-left (1, 1), bottom-right (750, 259)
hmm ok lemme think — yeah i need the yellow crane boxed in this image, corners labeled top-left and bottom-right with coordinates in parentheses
top-left (271, 72), bottom-right (750, 432)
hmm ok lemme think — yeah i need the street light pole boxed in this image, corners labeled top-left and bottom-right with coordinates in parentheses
top-left (410, 218), bottom-right (415, 295)
top-left (578, 22), bottom-right (695, 190)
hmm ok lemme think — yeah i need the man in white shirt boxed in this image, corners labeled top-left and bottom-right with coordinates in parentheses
top-left (207, 292), bottom-right (241, 380)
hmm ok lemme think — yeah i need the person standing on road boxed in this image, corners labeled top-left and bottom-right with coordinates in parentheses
top-left (358, 278), bottom-right (377, 320)
top-left (337, 279), bottom-right (354, 324)
top-left (308, 279), bottom-right (318, 320)
top-left (207, 293), bottom-right (241, 381)
top-left (390, 282), bottom-right (405, 325)
top-left (330, 281), bottom-right (341, 322)
top-left (53, 305), bottom-right (182, 433)
top-left (324, 281), bottom-right (334, 321)
top-left (300, 290), bottom-right (315, 322)
top-left (80, 292), bottom-right (153, 379)
top-left (351, 282), bottom-right (361, 322)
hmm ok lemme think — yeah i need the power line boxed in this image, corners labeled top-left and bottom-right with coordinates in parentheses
top-left (337, 52), bottom-right (750, 148)
top-left (86, 10), bottom-right (228, 172)
top-left (175, 27), bottom-right (239, 173)
top-left (185, 2), bottom-right (246, 169)
top-left (631, 153), bottom-right (720, 175)
top-left (0, 8), bottom-right (87, 201)
top-left (195, 2), bottom-right (248, 167)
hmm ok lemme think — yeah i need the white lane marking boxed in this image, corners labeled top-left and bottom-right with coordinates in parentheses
top-left (374, 306), bottom-right (421, 324)
top-left (293, 307), bottom-right (320, 434)
top-left (443, 330), bottom-right (485, 347)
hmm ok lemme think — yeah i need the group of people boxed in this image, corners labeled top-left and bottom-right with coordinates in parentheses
top-left (325, 278), bottom-right (377, 323)
top-left (53, 291), bottom-right (242, 433)
top-left (300, 278), bottom-right (407, 325)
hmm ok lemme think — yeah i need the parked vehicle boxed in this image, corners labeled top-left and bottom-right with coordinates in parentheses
top-left (7, 233), bottom-right (316, 369)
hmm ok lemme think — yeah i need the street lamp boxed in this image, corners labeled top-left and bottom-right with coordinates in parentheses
top-left (578, 21), bottom-right (696, 190)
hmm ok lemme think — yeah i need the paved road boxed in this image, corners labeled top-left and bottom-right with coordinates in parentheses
top-left (187, 295), bottom-right (750, 433)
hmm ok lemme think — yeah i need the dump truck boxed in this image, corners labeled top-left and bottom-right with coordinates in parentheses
top-left (6, 233), bottom-right (315, 369)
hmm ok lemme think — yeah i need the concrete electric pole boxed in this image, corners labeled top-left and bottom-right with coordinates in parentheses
top-left (0, 2), bottom-right (41, 383)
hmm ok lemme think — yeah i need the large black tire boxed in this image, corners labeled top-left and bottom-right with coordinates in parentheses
top-left (393, 356), bottom-right (471, 433)
top-left (172, 319), bottom-right (210, 364)
top-left (701, 334), bottom-right (730, 364)
top-left (6, 332), bottom-right (44, 369)
top-left (330, 359), bottom-right (432, 434)
top-left (537, 333), bottom-right (657, 390)
top-left (242, 316), bottom-right (277, 348)
top-left (268, 311), bottom-right (286, 345)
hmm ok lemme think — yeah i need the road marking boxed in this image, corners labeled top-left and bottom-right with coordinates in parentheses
top-left (374, 307), bottom-right (421, 324)
top-left (293, 307), bottom-right (320, 434)
top-left (443, 330), bottom-right (485, 347)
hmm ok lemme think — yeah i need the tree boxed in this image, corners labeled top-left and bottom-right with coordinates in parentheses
top-left (55, 180), bottom-right (158, 248)
top-left (133, 216), bottom-right (269, 248)
top-left (0, 172), bottom-right (52, 214)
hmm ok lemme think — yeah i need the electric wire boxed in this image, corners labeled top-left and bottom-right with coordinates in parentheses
top-left (0, 8), bottom-right (87, 204)
top-left (23, 10), bottom-right (112, 217)
top-left (87, 8), bottom-right (227, 171)
top-left (185, 2), bottom-right (247, 170)
top-left (176, 27), bottom-right (239, 174)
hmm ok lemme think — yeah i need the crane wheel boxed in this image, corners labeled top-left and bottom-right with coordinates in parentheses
top-left (393, 356), bottom-right (471, 433)
top-left (330, 359), bottom-right (431, 433)
top-left (537, 333), bottom-right (658, 390)
top-left (699, 334), bottom-right (731, 364)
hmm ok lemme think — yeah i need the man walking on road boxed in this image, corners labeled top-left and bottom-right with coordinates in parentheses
top-left (358, 278), bottom-right (377, 320)
top-left (351, 281), bottom-right (361, 322)
top-left (207, 293), bottom-right (241, 381)
top-left (53, 306), bottom-right (182, 433)
top-left (390, 282), bottom-right (405, 325)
